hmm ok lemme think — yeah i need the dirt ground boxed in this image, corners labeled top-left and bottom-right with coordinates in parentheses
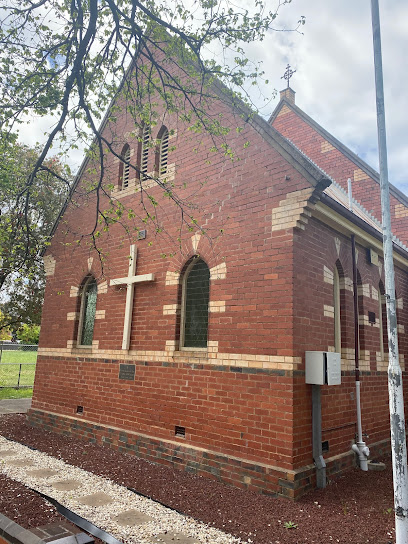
top-left (0, 414), bottom-right (396, 544)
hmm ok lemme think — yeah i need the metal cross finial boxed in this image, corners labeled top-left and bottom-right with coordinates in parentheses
top-left (281, 64), bottom-right (296, 88)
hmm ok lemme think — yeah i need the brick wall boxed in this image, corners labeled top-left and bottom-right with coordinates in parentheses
top-left (34, 91), bottom-right (319, 493)
top-left (291, 215), bottom-right (408, 468)
top-left (33, 82), bottom-right (408, 499)
top-left (272, 103), bottom-right (408, 245)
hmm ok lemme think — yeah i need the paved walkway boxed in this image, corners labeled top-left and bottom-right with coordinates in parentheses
top-left (0, 436), bottom-right (242, 544)
top-left (0, 398), bottom-right (32, 415)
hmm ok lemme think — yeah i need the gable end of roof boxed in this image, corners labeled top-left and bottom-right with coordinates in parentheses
top-left (269, 97), bottom-right (408, 208)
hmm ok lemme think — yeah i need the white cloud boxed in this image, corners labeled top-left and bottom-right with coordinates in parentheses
top-left (16, 0), bottom-right (408, 193)
top-left (252, 0), bottom-right (407, 192)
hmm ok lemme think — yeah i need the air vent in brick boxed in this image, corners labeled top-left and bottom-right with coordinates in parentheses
top-left (76, 406), bottom-right (84, 414)
top-left (175, 425), bottom-right (185, 437)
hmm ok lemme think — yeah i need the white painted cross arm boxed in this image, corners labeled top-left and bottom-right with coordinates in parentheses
top-left (110, 273), bottom-right (155, 286)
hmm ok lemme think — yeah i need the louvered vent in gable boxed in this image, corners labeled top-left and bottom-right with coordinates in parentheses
top-left (141, 125), bottom-right (150, 180)
top-left (122, 146), bottom-right (131, 189)
top-left (160, 128), bottom-right (169, 175)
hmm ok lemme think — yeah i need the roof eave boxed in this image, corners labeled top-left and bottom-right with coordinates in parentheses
top-left (320, 192), bottom-right (408, 261)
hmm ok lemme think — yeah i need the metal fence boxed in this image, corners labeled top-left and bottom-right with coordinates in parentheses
top-left (0, 343), bottom-right (38, 388)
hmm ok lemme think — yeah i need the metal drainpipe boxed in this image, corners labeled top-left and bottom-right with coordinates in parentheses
top-left (351, 234), bottom-right (370, 470)
top-left (347, 178), bottom-right (353, 212)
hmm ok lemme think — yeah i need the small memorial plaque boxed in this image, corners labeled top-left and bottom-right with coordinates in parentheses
top-left (119, 364), bottom-right (135, 381)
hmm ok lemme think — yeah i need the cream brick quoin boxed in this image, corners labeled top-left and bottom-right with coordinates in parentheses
top-left (43, 255), bottom-right (56, 276)
top-left (353, 168), bottom-right (369, 182)
top-left (321, 140), bottom-right (335, 153)
top-left (271, 188), bottom-right (315, 232)
top-left (323, 265), bottom-right (334, 284)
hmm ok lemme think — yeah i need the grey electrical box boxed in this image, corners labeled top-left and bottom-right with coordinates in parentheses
top-left (305, 351), bottom-right (341, 386)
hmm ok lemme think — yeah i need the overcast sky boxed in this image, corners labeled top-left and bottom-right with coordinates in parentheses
top-left (20, 0), bottom-right (407, 195)
top-left (252, 0), bottom-right (408, 194)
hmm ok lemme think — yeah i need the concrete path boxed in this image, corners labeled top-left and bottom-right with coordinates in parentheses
top-left (0, 436), bottom-right (243, 544)
top-left (0, 398), bottom-right (32, 415)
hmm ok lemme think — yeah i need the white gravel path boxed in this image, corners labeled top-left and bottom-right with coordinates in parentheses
top-left (0, 436), bottom-right (246, 544)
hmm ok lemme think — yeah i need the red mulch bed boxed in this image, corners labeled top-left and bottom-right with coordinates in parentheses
top-left (0, 414), bottom-right (395, 543)
top-left (0, 472), bottom-right (67, 528)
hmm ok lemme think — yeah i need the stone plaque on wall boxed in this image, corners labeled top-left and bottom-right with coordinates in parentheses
top-left (119, 364), bottom-right (135, 381)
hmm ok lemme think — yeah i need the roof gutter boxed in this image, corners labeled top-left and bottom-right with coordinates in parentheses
top-left (319, 192), bottom-right (408, 262)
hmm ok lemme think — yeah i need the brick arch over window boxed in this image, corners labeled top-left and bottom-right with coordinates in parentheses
top-left (119, 144), bottom-right (131, 190)
top-left (179, 256), bottom-right (210, 349)
top-left (156, 125), bottom-right (169, 175)
top-left (77, 276), bottom-right (98, 346)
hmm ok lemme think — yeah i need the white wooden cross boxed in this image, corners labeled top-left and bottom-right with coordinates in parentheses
top-left (110, 244), bottom-right (155, 350)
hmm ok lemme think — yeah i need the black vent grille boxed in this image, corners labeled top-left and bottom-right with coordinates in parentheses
top-left (160, 129), bottom-right (169, 175)
top-left (175, 425), bottom-right (185, 437)
top-left (122, 147), bottom-right (131, 189)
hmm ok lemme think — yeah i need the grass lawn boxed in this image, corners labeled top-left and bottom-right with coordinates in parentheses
top-left (0, 387), bottom-right (33, 399)
top-left (0, 350), bottom-right (37, 365)
top-left (0, 350), bottom-right (37, 388)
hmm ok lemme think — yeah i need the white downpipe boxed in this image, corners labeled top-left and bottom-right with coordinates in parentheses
top-left (351, 235), bottom-right (370, 471)
top-left (352, 380), bottom-right (370, 470)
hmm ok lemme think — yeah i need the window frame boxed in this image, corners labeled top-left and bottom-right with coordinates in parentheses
top-left (77, 276), bottom-right (98, 348)
top-left (179, 257), bottom-right (210, 351)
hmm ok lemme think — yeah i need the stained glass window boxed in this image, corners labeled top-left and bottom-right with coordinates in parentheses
top-left (80, 278), bottom-right (97, 346)
top-left (183, 259), bottom-right (210, 348)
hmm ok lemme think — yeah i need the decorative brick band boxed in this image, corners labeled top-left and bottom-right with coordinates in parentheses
top-left (36, 353), bottom-right (291, 377)
top-left (26, 409), bottom-right (392, 500)
top-left (26, 409), bottom-right (305, 498)
top-left (37, 348), bottom-right (302, 371)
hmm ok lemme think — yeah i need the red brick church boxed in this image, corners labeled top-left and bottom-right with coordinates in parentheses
top-left (30, 73), bottom-right (408, 498)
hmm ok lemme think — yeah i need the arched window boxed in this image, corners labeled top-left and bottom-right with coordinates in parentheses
top-left (141, 125), bottom-right (151, 180)
top-left (119, 144), bottom-right (131, 190)
top-left (180, 258), bottom-right (210, 348)
top-left (157, 126), bottom-right (169, 175)
top-left (78, 277), bottom-right (98, 346)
